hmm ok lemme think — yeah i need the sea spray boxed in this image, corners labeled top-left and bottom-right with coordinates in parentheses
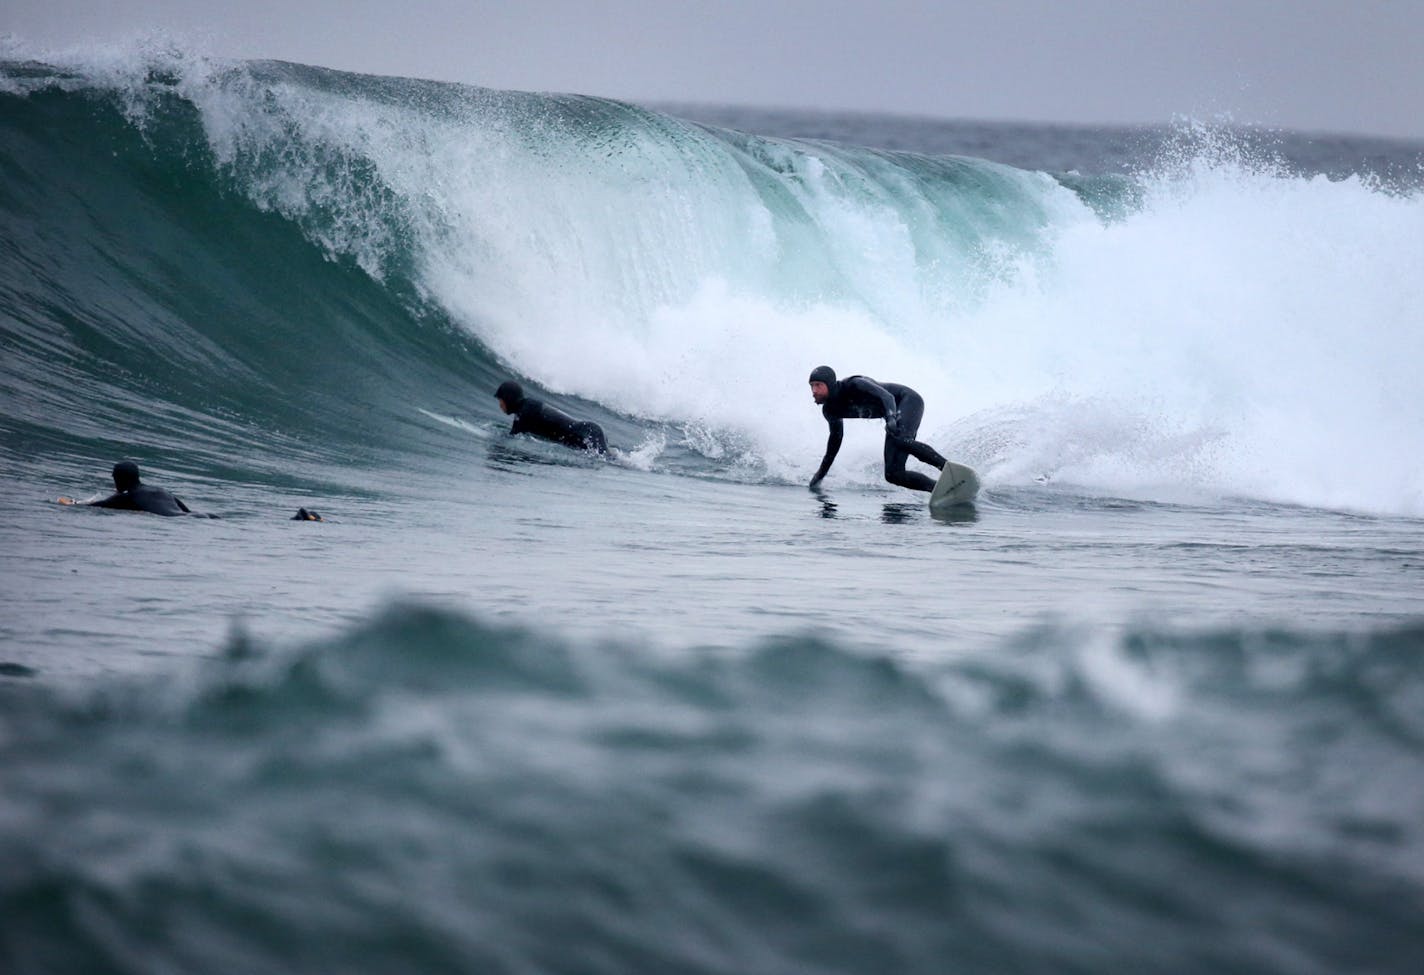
top-left (949, 133), bottom-right (1424, 511)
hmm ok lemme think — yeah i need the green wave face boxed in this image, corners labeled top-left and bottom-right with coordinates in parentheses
top-left (0, 55), bottom-right (1083, 473)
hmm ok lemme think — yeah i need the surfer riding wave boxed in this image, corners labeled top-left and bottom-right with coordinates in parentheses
top-left (807, 366), bottom-right (947, 493)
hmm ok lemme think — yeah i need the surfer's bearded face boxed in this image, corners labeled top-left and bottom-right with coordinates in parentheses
top-left (810, 381), bottom-right (830, 403)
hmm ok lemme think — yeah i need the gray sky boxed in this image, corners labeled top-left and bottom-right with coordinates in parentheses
top-left (6, 0), bottom-right (1423, 139)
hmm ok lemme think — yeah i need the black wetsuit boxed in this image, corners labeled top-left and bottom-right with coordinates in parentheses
top-left (90, 484), bottom-right (193, 517)
top-left (511, 398), bottom-right (608, 453)
top-left (814, 375), bottom-right (947, 492)
top-left (80, 461), bottom-right (216, 516)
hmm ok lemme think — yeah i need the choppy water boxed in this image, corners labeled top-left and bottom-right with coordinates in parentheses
top-left (2, 41), bottom-right (1423, 975)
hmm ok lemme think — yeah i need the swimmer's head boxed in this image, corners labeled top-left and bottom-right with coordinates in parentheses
top-left (112, 460), bottom-right (141, 491)
top-left (495, 380), bottom-right (525, 414)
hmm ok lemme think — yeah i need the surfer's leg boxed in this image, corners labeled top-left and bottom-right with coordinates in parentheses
top-left (884, 436), bottom-right (936, 491)
top-left (889, 392), bottom-right (946, 473)
top-left (895, 392), bottom-right (926, 440)
top-left (906, 439), bottom-right (947, 470)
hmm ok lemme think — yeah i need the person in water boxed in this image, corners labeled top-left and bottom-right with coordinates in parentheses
top-left (495, 380), bottom-right (607, 454)
top-left (59, 461), bottom-right (328, 520)
top-left (59, 460), bottom-right (205, 516)
top-left (807, 365), bottom-right (947, 492)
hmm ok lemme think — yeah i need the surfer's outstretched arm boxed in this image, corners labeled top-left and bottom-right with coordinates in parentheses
top-left (87, 492), bottom-right (139, 511)
top-left (810, 417), bottom-right (844, 488)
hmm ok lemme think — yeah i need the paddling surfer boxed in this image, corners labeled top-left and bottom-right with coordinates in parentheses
top-left (495, 380), bottom-right (607, 454)
top-left (58, 461), bottom-right (325, 519)
top-left (58, 461), bottom-right (212, 516)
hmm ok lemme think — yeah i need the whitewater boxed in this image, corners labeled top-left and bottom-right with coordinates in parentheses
top-left (2, 43), bottom-right (1424, 975)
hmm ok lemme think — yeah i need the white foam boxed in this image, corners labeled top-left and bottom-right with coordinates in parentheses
top-left (415, 108), bottom-right (1424, 512)
top-left (946, 156), bottom-right (1424, 514)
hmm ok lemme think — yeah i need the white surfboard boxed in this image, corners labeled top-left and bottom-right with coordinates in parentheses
top-left (929, 460), bottom-right (980, 510)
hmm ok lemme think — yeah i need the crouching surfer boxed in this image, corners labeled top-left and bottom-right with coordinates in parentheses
top-left (807, 365), bottom-right (947, 493)
top-left (494, 380), bottom-right (607, 454)
top-left (58, 461), bottom-right (216, 517)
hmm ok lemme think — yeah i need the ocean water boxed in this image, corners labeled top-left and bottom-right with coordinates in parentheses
top-left (3, 44), bottom-right (1424, 975)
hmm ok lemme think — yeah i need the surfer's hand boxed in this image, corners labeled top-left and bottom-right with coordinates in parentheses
top-left (809, 474), bottom-right (824, 490)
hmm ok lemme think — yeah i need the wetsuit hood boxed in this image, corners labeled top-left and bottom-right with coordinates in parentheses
top-left (112, 460), bottom-right (141, 492)
top-left (809, 365), bottom-right (839, 396)
top-left (495, 380), bottom-right (526, 410)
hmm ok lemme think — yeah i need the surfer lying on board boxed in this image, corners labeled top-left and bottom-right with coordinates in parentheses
top-left (807, 366), bottom-right (947, 492)
top-left (495, 380), bottom-right (608, 454)
top-left (58, 461), bottom-right (325, 520)
top-left (57, 461), bottom-right (214, 517)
